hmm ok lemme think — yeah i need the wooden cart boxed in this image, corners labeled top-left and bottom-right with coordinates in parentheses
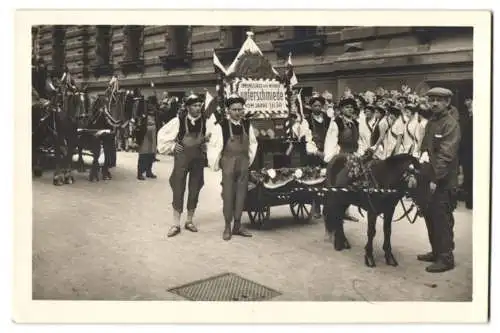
top-left (212, 31), bottom-right (323, 229)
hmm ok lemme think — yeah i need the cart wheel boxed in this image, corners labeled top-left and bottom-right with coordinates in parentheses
top-left (290, 201), bottom-right (312, 221)
top-left (33, 167), bottom-right (43, 178)
top-left (247, 206), bottom-right (270, 229)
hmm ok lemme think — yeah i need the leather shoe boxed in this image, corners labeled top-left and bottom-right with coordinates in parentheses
top-left (146, 173), bottom-right (157, 179)
top-left (137, 174), bottom-right (146, 180)
top-left (417, 252), bottom-right (436, 262)
top-left (167, 226), bottom-right (181, 237)
top-left (232, 227), bottom-right (252, 237)
top-left (184, 222), bottom-right (198, 232)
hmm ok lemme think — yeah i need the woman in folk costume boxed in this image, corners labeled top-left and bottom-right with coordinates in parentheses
top-left (135, 95), bottom-right (160, 180)
top-left (304, 93), bottom-right (331, 219)
top-left (157, 93), bottom-right (211, 238)
top-left (206, 93), bottom-right (258, 241)
top-left (357, 103), bottom-right (378, 156)
top-left (370, 101), bottom-right (404, 160)
top-left (398, 100), bottom-right (421, 156)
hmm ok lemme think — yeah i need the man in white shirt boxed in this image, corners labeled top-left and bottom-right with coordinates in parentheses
top-left (157, 93), bottom-right (211, 238)
top-left (206, 94), bottom-right (258, 241)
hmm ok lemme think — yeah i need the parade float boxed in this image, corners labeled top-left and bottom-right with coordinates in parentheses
top-left (212, 31), bottom-right (327, 228)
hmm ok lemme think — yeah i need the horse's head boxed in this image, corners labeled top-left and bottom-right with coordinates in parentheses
top-left (382, 154), bottom-right (435, 212)
top-left (405, 161), bottom-right (435, 213)
top-left (373, 154), bottom-right (423, 191)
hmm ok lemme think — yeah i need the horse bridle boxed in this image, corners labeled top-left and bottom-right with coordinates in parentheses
top-left (357, 159), bottom-right (426, 225)
top-left (395, 163), bottom-right (430, 224)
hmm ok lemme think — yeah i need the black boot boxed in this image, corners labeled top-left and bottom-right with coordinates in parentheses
top-left (146, 171), bottom-right (157, 179)
top-left (417, 252), bottom-right (436, 262)
top-left (425, 253), bottom-right (455, 273)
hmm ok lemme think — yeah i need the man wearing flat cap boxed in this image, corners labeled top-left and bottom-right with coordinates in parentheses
top-left (206, 93), bottom-right (258, 241)
top-left (417, 87), bottom-right (461, 273)
top-left (158, 93), bottom-right (211, 238)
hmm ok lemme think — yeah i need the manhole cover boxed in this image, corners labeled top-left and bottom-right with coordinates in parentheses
top-left (168, 273), bottom-right (282, 301)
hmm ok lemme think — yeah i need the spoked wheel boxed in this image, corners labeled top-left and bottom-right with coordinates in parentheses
top-left (33, 167), bottom-right (43, 178)
top-left (289, 201), bottom-right (313, 222)
top-left (247, 206), bottom-right (270, 229)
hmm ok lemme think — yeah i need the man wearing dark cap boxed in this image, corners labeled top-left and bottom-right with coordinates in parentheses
top-left (322, 92), bottom-right (362, 234)
top-left (418, 87), bottom-right (461, 273)
top-left (206, 93), bottom-right (258, 241)
top-left (135, 95), bottom-right (160, 180)
top-left (158, 93), bottom-right (211, 238)
top-left (304, 93), bottom-right (331, 219)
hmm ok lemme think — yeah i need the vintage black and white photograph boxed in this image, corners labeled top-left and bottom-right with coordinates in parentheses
top-left (14, 9), bottom-right (491, 324)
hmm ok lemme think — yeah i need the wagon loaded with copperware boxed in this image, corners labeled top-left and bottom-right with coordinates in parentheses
top-left (212, 32), bottom-right (328, 228)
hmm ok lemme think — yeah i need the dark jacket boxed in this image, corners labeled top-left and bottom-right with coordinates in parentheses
top-left (420, 108), bottom-right (461, 189)
top-left (134, 103), bottom-right (160, 147)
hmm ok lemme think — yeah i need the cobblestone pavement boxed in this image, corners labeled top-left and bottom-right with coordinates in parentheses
top-left (32, 152), bottom-right (472, 301)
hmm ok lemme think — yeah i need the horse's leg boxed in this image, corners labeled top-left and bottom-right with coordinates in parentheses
top-left (52, 127), bottom-right (65, 186)
top-left (32, 136), bottom-right (43, 177)
top-left (63, 131), bottom-right (76, 184)
top-left (88, 136), bottom-right (100, 182)
top-left (364, 213), bottom-right (377, 267)
top-left (329, 199), bottom-right (350, 251)
top-left (101, 134), bottom-right (112, 180)
top-left (383, 203), bottom-right (399, 266)
top-left (77, 136), bottom-right (85, 172)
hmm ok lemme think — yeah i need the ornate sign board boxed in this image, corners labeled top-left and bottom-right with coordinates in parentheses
top-left (224, 78), bottom-right (289, 119)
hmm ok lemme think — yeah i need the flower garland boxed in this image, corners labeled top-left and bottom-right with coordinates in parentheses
top-left (249, 166), bottom-right (327, 189)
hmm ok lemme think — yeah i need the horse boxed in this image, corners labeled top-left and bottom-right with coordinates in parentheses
top-left (75, 92), bottom-right (125, 181)
top-left (32, 89), bottom-right (58, 178)
top-left (39, 77), bottom-right (82, 186)
top-left (323, 153), bottom-right (429, 267)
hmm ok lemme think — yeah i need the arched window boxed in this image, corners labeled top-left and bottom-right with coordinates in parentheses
top-left (124, 25), bottom-right (143, 62)
top-left (171, 26), bottom-right (188, 56)
top-left (52, 25), bottom-right (66, 77)
top-left (159, 26), bottom-right (193, 70)
top-left (95, 25), bottom-right (112, 65)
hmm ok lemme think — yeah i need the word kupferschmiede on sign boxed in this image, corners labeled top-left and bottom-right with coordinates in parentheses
top-left (225, 79), bottom-right (289, 118)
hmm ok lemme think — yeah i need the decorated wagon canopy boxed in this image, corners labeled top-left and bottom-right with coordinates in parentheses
top-left (214, 31), bottom-right (293, 120)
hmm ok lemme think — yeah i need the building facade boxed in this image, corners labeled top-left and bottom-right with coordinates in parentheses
top-left (32, 25), bottom-right (473, 107)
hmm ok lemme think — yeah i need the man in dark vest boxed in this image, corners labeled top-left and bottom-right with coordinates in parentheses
top-left (418, 87), bottom-right (461, 273)
top-left (323, 92), bottom-right (361, 239)
top-left (135, 96), bottom-right (159, 180)
top-left (206, 94), bottom-right (258, 241)
top-left (159, 93), bottom-right (211, 238)
top-left (304, 93), bottom-right (331, 219)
